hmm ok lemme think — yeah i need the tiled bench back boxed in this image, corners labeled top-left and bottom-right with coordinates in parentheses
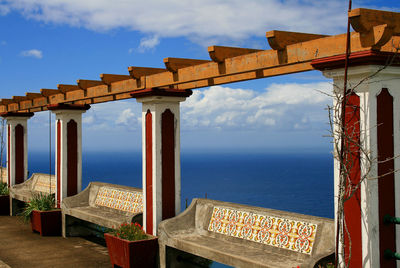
top-left (33, 174), bottom-right (56, 194)
top-left (94, 186), bottom-right (143, 213)
top-left (208, 206), bottom-right (318, 255)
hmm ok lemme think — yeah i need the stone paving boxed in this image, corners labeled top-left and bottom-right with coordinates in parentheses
top-left (0, 216), bottom-right (110, 268)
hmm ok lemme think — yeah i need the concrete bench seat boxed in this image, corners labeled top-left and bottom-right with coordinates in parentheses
top-left (62, 182), bottom-right (143, 237)
top-left (158, 198), bottom-right (335, 268)
top-left (9, 173), bottom-right (55, 215)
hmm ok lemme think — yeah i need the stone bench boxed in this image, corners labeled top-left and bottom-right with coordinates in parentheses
top-left (158, 198), bottom-right (335, 268)
top-left (61, 182), bottom-right (143, 238)
top-left (9, 173), bottom-right (55, 215)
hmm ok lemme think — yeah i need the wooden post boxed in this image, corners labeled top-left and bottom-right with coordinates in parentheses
top-left (48, 104), bottom-right (90, 208)
top-left (132, 88), bottom-right (192, 235)
top-left (1, 112), bottom-right (33, 186)
top-left (313, 51), bottom-right (400, 267)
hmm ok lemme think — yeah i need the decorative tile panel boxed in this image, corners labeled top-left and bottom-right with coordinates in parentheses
top-left (33, 176), bottom-right (56, 194)
top-left (208, 206), bottom-right (318, 255)
top-left (95, 187), bottom-right (143, 213)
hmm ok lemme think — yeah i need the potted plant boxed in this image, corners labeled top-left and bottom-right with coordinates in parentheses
top-left (104, 222), bottom-right (158, 268)
top-left (0, 182), bottom-right (9, 215)
top-left (21, 193), bottom-right (61, 236)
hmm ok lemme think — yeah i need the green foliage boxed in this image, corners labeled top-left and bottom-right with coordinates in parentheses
top-left (109, 222), bottom-right (148, 241)
top-left (20, 193), bottom-right (55, 223)
top-left (0, 182), bottom-right (8, 195)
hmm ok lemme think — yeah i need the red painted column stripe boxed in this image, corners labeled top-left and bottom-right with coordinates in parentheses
top-left (67, 120), bottom-right (78, 197)
top-left (145, 111), bottom-right (153, 234)
top-left (56, 120), bottom-right (61, 208)
top-left (7, 124), bottom-right (10, 186)
top-left (377, 88), bottom-right (396, 268)
top-left (343, 93), bottom-right (362, 267)
top-left (14, 124), bottom-right (24, 184)
top-left (161, 109), bottom-right (175, 220)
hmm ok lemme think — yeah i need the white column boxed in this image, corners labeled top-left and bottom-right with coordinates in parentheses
top-left (1, 113), bottom-right (33, 186)
top-left (323, 65), bottom-right (400, 268)
top-left (49, 104), bottom-right (89, 208)
top-left (133, 88), bottom-right (191, 236)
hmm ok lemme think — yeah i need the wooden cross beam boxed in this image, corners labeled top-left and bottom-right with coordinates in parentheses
top-left (57, 84), bottom-right (80, 93)
top-left (25, 93), bottom-right (42, 100)
top-left (0, 8), bottom-right (399, 113)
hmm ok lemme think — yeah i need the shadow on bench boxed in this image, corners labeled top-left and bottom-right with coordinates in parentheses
top-left (62, 182), bottom-right (143, 238)
top-left (158, 198), bottom-right (334, 268)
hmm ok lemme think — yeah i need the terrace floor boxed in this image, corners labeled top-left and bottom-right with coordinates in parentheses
top-left (0, 216), bottom-right (110, 267)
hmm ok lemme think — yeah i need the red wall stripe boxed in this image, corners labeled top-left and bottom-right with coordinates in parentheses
top-left (145, 111), bottom-right (153, 234)
top-left (7, 124), bottom-right (10, 186)
top-left (56, 120), bottom-right (61, 208)
top-left (67, 120), bottom-right (78, 197)
top-left (377, 88), bottom-right (396, 268)
top-left (14, 124), bottom-right (24, 184)
top-left (343, 93), bottom-right (362, 267)
top-left (161, 109), bottom-right (175, 220)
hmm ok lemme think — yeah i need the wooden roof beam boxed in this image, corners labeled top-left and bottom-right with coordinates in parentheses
top-left (128, 67), bottom-right (166, 79)
top-left (100, 74), bottom-right (131, 85)
top-left (77, 79), bottom-right (105, 90)
top-left (40, 89), bottom-right (59, 97)
top-left (208, 46), bottom-right (263, 63)
top-left (25, 93), bottom-right (42, 100)
top-left (57, 84), bottom-right (80, 93)
top-left (350, 8), bottom-right (400, 34)
top-left (266, 30), bottom-right (328, 50)
top-left (13, 96), bottom-right (27, 101)
top-left (0, 99), bottom-right (14, 105)
top-left (163, 58), bottom-right (211, 72)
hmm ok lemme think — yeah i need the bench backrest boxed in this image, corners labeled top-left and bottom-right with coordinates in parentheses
top-left (208, 206), bottom-right (318, 255)
top-left (94, 186), bottom-right (143, 214)
top-left (32, 174), bottom-right (56, 194)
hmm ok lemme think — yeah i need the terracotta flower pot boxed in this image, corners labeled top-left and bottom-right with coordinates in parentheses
top-left (30, 210), bottom-right (61, 236)
top-left (0, 195), bottom-right (9, 215)
top-left (104, 232), bottom-right (158, 268)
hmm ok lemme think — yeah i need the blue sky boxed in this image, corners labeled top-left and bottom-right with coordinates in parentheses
top-left (0, 0), bottom-right (399, 153)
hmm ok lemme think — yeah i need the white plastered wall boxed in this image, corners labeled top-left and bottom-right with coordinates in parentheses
top-left (51, 109), bottom-right (86, 205)
top-left (137, 96), bottom-right (186, 235)
top-left (324, 65), bottom-right (400, 268)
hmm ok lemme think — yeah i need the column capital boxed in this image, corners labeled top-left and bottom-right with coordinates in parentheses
top-left (311, 50), bottom-right (400, 71)
top-left (131, 88), bottom-right (192, 104)
top-left (0, 112), bottom-right (34, 119)
top-left (47, 103), bottom-right (91, 111)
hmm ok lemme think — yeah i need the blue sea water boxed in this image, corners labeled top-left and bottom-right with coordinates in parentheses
top-left (28, 151), bottom-right (334, 267)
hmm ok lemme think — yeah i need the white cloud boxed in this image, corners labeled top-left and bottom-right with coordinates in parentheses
top-left (181, 83), bottom-right (332, 131)
top-left (20, 49), bottom-right (43, 59)
top-left (0, 4), bottom-right (10, 15)
top-left (0, 0), bottom-right (350, 45)
top-left (137, 35), bottom-right (160, 52)
top-left (116, 108), bottom-right (138, 127)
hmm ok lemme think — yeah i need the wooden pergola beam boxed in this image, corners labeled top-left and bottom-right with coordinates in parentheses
top-left (350, 8), bottom-right (400, 34)
top-left (57, 84), bottom-right (80, 93)
top-left (100, 74), bottom-right (131, 85)
top-left (208, 46), bottom-right (262, 63)
top-left (0, 11), bottom-right (399, 114)
top-left (40, 89), bottom-right (59, 97)
top-left (266, 30), bottom-right (328, 50)
top-left (77, 80), bottom-right (105, 90)
top-left (0, 99), bottom-right (14, 105)
top-left (128, 67), bottom-right (167, 79)
top-left (164, 58), bottom-right (211, 72)
top-left (25, 93), bottom-right (42, 100)
top-left (13, 96), bottom-right (27, 101)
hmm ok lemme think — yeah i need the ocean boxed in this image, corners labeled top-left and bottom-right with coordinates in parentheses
top-left (28, 151), bottom-right (334, 267)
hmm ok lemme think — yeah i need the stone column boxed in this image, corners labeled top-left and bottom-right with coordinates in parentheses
top-left (1, 112), bottom-right (33, 186)
top-left (313, 51), bottom-right (400, 268)
top-left (48, 104), bottom-right (90, 208)
top-left (131, 88), bottom-right (192, 236)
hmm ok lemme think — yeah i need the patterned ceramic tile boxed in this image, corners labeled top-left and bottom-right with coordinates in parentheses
top-left (33, 176), bottom-right (56, 194)
top-left (208, 206), bottom-right (318, 255)
top-left (95, 187), bottom-right (143, 213)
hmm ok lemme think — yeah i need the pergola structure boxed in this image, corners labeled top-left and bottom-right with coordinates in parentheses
top-left (1, 8), bottom-right (400, 268)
